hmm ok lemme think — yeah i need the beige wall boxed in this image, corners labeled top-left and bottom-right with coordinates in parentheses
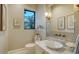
top-left (7, 4), bottom-right (38, 51)
top-left (49, 4), bottom-right (75, 42)
top-left (0, 32), bottom-right (8, 53)
top-left (51, 4), bottom-right (75, 32)
top-left (74, 11), bottom-right (79, 41)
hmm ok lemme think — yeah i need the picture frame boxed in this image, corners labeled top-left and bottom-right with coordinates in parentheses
top-left (13, 18), bottom-right (21, 29)
top-left (57, 16), bottom-right (65, 30)
top-left (67, 14), bottom-right (74, 30)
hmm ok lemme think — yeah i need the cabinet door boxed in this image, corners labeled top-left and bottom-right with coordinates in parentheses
top-left (35, 45), bottom-right (44, 54)
top-left (35, 45), bottom-right (48, 54)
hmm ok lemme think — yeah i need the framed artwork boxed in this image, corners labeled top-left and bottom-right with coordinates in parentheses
top-left (13, 18), bottom-right (21, 29)
top-left (67, 14), bottom-right (74, 30)
top-left (24, 9), bottom-right (35, 29)
top-left (57, 16), bottom-right (65, 30)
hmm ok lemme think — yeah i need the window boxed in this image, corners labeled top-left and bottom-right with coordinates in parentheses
top-left (24, 9), bottom-right (35, 29)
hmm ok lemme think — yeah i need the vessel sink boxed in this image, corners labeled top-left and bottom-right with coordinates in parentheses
top-left (45, 40), bottom-right (64, 50)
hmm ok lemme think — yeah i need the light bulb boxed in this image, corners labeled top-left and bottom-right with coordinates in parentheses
top-left (45, 12), bottom-right (48, 17)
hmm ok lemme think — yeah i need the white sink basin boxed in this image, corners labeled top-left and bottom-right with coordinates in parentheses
top-left (45, 40), bottom-right (64, 50)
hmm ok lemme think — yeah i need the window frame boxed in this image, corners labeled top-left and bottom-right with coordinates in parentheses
top-left (24, 9), bottom-right (35, 29)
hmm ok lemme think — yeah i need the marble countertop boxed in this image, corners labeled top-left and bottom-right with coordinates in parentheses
top-left (35, 40), bottom-right (74, 54)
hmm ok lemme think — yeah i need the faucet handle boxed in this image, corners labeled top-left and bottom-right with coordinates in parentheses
top-left (54, 34), bottom-right (58, 36)
top-left (58, 34), bottom-right (61, 36)
top-left (62, 34), bottom-right (66, 37)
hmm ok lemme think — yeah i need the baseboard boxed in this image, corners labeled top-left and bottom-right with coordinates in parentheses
top-left (8, 48), bottom-right (25, 54)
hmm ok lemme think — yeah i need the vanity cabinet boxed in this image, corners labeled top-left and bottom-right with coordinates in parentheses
top-left (35, 45), bottom-right (48, 54)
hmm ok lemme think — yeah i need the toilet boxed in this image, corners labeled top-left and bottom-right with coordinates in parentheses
top-left (25, 43), bottom-right (35, 54)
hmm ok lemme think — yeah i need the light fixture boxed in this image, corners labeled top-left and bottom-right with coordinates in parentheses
top-left (45, 12), bottom-right (51, 20)
top-left (74, 4), bottom-right (79, 11)
top-left (75, 4), bottom-right (79, 8)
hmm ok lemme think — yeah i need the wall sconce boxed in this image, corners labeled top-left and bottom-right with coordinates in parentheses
top-left (45, 12), bottom-right (51, 20)
top-left (74, 4), bottom-right (79, 11)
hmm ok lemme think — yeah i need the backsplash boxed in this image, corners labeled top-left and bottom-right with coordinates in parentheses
top-left (47, 31), bottom-right (75, 42)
